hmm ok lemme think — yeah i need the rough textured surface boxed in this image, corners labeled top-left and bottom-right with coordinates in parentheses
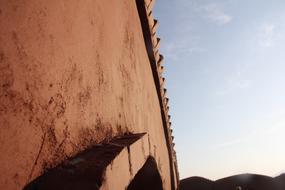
top-left (136, 0), bottom-right (179, 187)
top-left (23, 133), bottom-right (146, 190)
top-left (0, 0), bottom-right (176, 189)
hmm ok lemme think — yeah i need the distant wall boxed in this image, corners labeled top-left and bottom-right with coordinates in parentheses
top-left (0, 0), bottom-right (174, 189)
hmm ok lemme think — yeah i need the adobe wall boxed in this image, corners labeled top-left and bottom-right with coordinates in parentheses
top-left (0, 0), bottom-right (176, 189)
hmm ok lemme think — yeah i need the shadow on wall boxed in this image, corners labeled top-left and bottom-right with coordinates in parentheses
top-left (22, 133), bottom-right (145, 190)
top-left (22, 134), bottom-right (164, 190)
top-left (127, 157), bottom-right (163, 190)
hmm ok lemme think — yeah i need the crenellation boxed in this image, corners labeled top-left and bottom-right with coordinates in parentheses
top-left (0, 0), bottom-right (179, 189)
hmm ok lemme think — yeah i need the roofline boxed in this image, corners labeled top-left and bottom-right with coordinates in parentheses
top-left (135, 0), bottom-right (179, 189)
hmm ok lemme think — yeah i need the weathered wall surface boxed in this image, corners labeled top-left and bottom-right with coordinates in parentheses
top-left (0, 0), bottom-right (176, 189)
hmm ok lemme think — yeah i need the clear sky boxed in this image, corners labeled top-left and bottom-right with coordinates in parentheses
top-left (154, 0), bottom-right (285, 180)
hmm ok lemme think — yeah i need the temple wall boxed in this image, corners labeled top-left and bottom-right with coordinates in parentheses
top-left (0, 0), bottom-right (174, 189)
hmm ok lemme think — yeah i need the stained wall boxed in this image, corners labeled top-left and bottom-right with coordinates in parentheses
top-left (0, 0), bottom-right (175, 189)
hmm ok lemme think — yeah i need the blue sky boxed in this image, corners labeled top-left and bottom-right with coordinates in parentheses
top-left (154, 0), bottom-right (285, 180)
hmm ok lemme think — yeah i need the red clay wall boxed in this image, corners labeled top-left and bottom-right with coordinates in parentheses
top-left (0, 0), bottom-right (174, 189)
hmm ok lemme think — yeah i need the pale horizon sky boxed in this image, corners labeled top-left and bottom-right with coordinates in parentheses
top-left (154, 0), bottom-right (285, 180)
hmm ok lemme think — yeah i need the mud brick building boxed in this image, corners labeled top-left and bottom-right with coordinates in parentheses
top-left (0, 0), bottom-right (179, 189)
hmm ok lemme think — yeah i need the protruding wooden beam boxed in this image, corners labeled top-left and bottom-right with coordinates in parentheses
top-left (147, 0), bottom-right (156, 12)
top-left (157, 54), bottom-right (164, 65)
top-left (154, 37), bottom-right (160, 52)
top-left (152, 19), bottom-right (159, 34)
